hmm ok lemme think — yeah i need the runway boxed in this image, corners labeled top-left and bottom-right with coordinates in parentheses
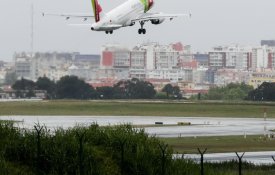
top-left (175, 151), bottom-right (275, 165)
top-left (0, 115), bottom-right (274, 137)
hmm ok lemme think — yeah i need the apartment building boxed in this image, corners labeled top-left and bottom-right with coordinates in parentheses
top-left (209, 45), bottom-right (252, 70)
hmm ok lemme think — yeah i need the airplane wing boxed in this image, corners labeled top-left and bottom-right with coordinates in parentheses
top-left (42, 13), bottom-right (95, 21)
top-left (132, 12), bottom-right (191, 22)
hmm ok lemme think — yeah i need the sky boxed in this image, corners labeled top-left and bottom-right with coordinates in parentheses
top-left (0, 0), bottom-right (275, 60)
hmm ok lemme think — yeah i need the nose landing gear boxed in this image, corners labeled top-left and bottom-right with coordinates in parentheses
top-left (105, 31), bottom-right (113, 34)
top-left (138, 29), bottom-right (146, 34)
top-left (138, 21), bottom-right (147, 34)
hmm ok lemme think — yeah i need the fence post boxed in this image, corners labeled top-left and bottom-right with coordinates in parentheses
top-left (119, 139), bottom-right (127, 175)
top-left (76, 130), bottom-right (87, 175)
top-left (159, 143), bottom-right (169, 175)
top-left (34, 123), bottom-right (44, 173)
top-left (235, 152), bottom-right (245, 175)
top-left (198, 148), bottom-right (207, 175)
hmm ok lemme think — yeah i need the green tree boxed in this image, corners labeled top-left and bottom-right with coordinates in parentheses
top-left (162, 84), bottom-right (174, 98)
top-left (26, 90), bottom-right (36, 98)
top-left (12, 78), bottom-right (36, 98)
top-left (127, 78), bottom-right (156, 99)
top-left (12, 78), bottom-right (35, 91)
top-left (113, 79), bottom-right (156, 99)
top-left (4, 71), bottom-right (17, 85)
top-left (96, 86), bottom-right (114, 99)
top-left (36, 77), bottom-right (56, 99)
top-left (202, 83), bottom-right (254, 101)
top-left (113, 81), bottom-right (127, 99)
top-left (55, 76), bottom-right (96, 99)
top-left (248, 82), bottom-right (275, 101)
top-left (172, 86), bottom-right (182, 99)
top-left (161, 84), bottom-right (182, 99)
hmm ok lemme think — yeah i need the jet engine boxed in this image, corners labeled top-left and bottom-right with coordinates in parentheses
top-left (151, 18), bottom-right (165, 25)
top-left (125, 21), bottom-right (135, 27)
top-left (129, 22), bottom-right (135, 26)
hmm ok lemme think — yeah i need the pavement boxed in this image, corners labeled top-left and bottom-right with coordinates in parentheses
top-left (174, 151), bottom-right (275, 165)
top-left (2, 115), bottom-right (275, 165)
top-left (0, 115), bottom-right (274, 137)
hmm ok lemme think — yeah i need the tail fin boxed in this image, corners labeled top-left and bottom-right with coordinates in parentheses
top-left (91, 0), bottom-right (103, 22)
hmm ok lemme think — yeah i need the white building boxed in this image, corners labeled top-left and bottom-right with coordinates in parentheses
top-left (193, 67), bottom-right (208, 84)
top-left (101, 42), bottom-right (186, 81)
top-left (68, 64), bottom-right (98, 81)
top-left (101, 44), bottom-right (130, 69)
top-left (146, 69), bottom-right (189, 82)
top-left (209, 45), bottom-right (252, 70)
top-left (138, 43), bottom-right (179, 70)
top-left (14, 57), bottom-right (32, 80)
top-left (214, 69), bottom-right (250, 87)
top-left (251, 46), bottom-right (269, 70)
top-left (14, 52), bottom-right (100, 81)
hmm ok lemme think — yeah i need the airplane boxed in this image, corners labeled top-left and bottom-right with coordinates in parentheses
top-left (43, 0), bottom-right (190, 35)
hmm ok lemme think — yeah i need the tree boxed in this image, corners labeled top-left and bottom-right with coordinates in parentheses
top-left (12, 78), bottom-right (36, 98)
top-left (162, 84), bottom-right (173, 98)
top-left (36, 77), bottom-right (56, 99)
top-left (200, 83), bottom-right (254, 101)
top-left (126, 78), bottom-right (156, 99)
top-left (12, 78), bottom-right (35, 91)
top-left (26, 90), bottom-right (36, 98)
top-left (4, 71), bottom-right (17, 85)
top-left (248, 82), bottom-right (275, 101)
top-left (113, 81), bottom-right (128, 99)
top-left (55, 76), bottom-right (96, 99)
top-left (172, 86), bottom-right (182, 99)
top-left (113, 79), bottom-right (156, 99)
top-left (161, 84), bottom-right (182, 99)
top-left (96, 86), bottom-right (114, 99)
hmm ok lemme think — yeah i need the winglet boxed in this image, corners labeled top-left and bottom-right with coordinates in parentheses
top-left (91, 0), bottom-right (103, 22)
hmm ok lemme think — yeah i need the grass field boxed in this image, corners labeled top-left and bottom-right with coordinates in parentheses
top-left (160, 135), bottom-right (275, 153)
top-left (0, 100), bottom-right (275, 117)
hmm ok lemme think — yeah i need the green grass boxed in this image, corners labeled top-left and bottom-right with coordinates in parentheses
top-left (161, 135), bottom-right (275, 154)
top-left (0, 100), bottom-right (275, 117)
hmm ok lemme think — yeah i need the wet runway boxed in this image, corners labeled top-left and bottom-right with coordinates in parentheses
top-left (175, 151), bottom-right (275, 165)
top-left (0, 115), bottom-right (274, 137)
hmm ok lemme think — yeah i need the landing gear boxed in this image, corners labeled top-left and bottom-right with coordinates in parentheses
top-left (138, 29), bottom-right (146, 34)
top-left (138, 21), bottom-right (146, 34)
top-left (105, 30), bottom-right (113, 34)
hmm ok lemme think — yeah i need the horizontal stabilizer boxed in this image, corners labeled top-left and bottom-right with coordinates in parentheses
top-left (42, 12), bottom-right (95, 21)
top-left (132, 12), bottom-right (191, 22)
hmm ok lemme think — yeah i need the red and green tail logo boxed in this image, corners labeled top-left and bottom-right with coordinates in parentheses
top-left (140, 0), bottom-right (154, 12)
top-left (92, 0), bottom-right (102, 22)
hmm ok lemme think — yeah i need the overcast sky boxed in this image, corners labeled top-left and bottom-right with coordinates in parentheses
top-left (1, 0), bottom-right (275, 60)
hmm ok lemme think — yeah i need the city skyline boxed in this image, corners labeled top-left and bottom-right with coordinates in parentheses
top-left (1, 0), bottom-right (275, 60)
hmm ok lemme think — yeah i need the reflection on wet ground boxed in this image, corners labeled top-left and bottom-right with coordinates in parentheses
top-left (175, 151), bottom-right (275, 165)
top-left (1, 115), bottom-right (275, 164)
top-left (1, 115), bottom-right (274, 137)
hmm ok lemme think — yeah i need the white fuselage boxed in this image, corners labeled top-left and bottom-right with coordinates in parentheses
top-left (91, 0), bottom-right (146, 31)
